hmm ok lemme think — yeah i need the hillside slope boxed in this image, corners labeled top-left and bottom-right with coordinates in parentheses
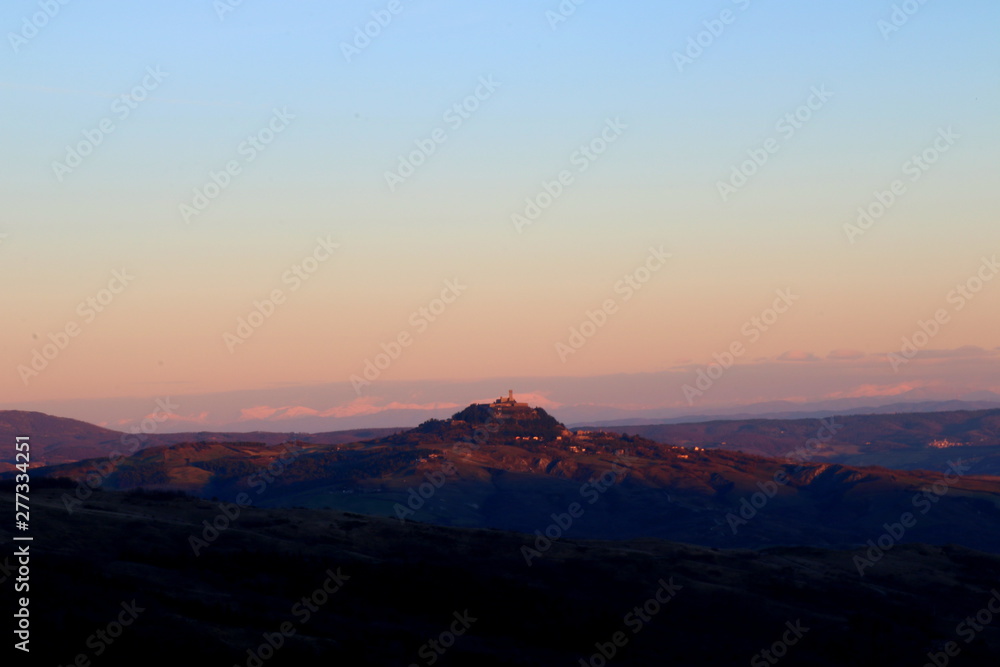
top-left (0, 409), bottom-right (401, 470)
top-left (594, 408), bottom-right (1000, 473)
top-left (26, 403), bottom-right (1000, 553)
top-left (4, 483), bottom-right (1000, 666)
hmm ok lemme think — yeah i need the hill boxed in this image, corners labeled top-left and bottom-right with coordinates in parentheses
top-left (0, 409), bottom-right (402, 471)
top-left (4, 483), bottom-right (999, 665)
top-left (24, 401), bottom-right (1000, 554)
top-left (591, 409), bottom-right (1000, 474)
top-left (0, 410), bottom-right (124, 469)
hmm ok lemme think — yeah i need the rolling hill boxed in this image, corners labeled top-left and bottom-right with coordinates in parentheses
top-left (588, 408), bottom-right (1000, 474)
top-left (24, 401), bottom-right (1000, 554)
top-left (0, 409), bottom-right (402, 471)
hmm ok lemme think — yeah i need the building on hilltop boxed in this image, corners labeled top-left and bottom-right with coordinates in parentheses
top-left (471, 390), bottom-right (573, 440)
top-left (491, 390), bottom-right (533, 416)
top-left (494, 389), bottom-right (527, 407)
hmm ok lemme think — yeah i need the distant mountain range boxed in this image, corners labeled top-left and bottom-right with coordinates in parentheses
top-left (582, 408), bottom-right (1000, 474)
top-left (16, 390), bottom-right (996, 434)
top-left (7, 401), bottom-right (1000, 474)
top-left (146, 394), bottom-right (1000, 432)
top-left (572, 398), bottom-right (1000, 427)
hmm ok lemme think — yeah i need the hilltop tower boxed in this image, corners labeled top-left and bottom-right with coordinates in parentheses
top-left (493, 390), bottom-right (527, 410)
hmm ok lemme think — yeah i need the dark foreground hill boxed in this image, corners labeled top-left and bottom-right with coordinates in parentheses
top-left (3, 483), bottom-right (999, 666)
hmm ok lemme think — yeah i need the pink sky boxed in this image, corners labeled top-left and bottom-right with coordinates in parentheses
top-left (7, 346), bottom-right (1000, 432)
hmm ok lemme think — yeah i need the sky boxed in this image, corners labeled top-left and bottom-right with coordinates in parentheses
top-left (2, 0), bottom-right (999, 430)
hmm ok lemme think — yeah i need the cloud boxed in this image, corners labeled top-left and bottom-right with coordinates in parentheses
top-left (103, 410), bottom-right (210, 428)
top-left (777, 350), bottom-right (821, 362)
top-left (823, 382), bottom-right (930, 399)
top-left (238, 406), bottom-right (282, 421)
top-left (827, 349), bottom-right (866, 360)
top-left (361, 400), bottom-right (462, 415)
top-left (237, 398), bottom-right (462, 422)
top-left (913, 345), bottom-right (999, 360)
top-left (44, 351), bottom-right (1000, 432)
top-left (281, 406), bottom-right (322, 418)
top-left (155, 410), bottom-right (210, 424)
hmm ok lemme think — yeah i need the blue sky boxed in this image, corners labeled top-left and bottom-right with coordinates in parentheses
top-left (2, 0), bottom-right (999, 426)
